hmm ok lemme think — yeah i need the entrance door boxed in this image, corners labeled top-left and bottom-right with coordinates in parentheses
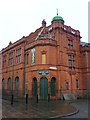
top-left (40, 77), bottom-right (48, 99)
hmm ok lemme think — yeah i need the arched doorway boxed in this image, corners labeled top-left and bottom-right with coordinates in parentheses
top-left (50, 77), bottom-right (56, 96)
top-left (33, 77), bottom-right (37, 96)
top-left (40, 77), bottom-right (48, 99)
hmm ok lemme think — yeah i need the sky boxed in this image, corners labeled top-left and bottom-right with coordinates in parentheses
top-left (0, 0), bottom-right (89, 50)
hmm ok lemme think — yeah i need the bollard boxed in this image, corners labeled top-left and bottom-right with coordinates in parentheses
top-left (36, 94), bottom-right (38, 103)
top-left (26, 94), bottom-right (28, 104)
top-left (48, 94), bottom-right (50, 102)
top-left (11, 94), bottom-right (14, 105)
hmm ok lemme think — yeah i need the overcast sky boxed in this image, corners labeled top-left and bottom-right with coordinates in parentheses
top-left (0, 0), bottom-right (89, 50)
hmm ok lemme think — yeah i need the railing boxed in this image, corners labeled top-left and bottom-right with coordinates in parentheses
top-left (61, 89), bottom-right (90, 99)
top-left (63, 25), bottom-right (80, 36)
top-left (2, 89), bottom-right (90, 102)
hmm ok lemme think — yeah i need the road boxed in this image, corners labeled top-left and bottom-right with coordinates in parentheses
top-left (61, 99), bottom-right (89, 118)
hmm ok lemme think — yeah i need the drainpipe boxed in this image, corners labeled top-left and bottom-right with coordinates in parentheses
top-left (23, 53), bottom-right (26, 96)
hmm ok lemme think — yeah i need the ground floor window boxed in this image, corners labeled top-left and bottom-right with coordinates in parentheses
top-left (2, 79), bottom-right (5, 90)
top-left (50, 77), bottom-right (56, 96)
top-left (15, 77), bottom-right (19, 91)
top-left (76, 79), bottom-right (79, 88)
top-left (33, 77), bottom-right (37, 96)
top-left (66, 81), bottom-right (69, 90)
top-left (8, 78), bottom-right (12, 91)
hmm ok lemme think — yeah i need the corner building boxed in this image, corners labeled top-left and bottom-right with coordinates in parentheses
top-left (1, 15), bottom-right (90, 99)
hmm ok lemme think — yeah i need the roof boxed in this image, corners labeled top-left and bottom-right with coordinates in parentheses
top-left (80, 42), bottom-right (90, 47)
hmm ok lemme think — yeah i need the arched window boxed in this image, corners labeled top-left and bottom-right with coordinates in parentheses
top-left (8, 78), bottom-right (12, 91)
top-left (15, 77), bottom-right (19, 91)
top-left (33, 77), bottom-right (37, 96)
top-left (2, 79), bottom-right (5, 90)
top-left (66, 81), bottom-right (69, 90)
top-left (50, 77), bottom-right (56, 96)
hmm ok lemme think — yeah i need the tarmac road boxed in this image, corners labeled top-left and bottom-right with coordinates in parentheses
top-left (61, 99), bottom-right (89, 118)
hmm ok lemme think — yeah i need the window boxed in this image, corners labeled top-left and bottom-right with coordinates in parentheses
top-left (16, 48), bottom-right (21, 64)
top-left (2, 79), bottom-right (5, 90)
top-left (76, 80), bottom-right (79, 88)
top-left (8, 52), bottom-right (14, 66)
top-left (68, 39), bottom-right (73, 49)
top-left (66, 81), bottom-right (69, 90)
top-left (31, 48), bottom-right (36, 64)
top-left (15, 77), bottom-right (19, 91)
top-left (8, 78), bottom-right (12, 91)
top-left (3, 55), bottom-right (7, 67)
top-left (50, 77), bottom-right (56, 96)
top-left (68, 54), bottom-right (75, 70)
top-left (42, 54), bottom-right (46, 64)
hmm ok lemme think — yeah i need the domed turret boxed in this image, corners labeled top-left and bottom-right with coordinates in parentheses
top-left (52, 16), bottom-right (64, 24)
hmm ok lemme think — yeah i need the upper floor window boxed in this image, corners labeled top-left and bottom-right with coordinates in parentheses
top-left (2, 55), bottom-right (7, 67)
top-left (68, 54), bottom-right (75, 70)
top-left (16, 48), bottom-right (21, 64)
top-left (68, 39), bottom-right (73, 49)
top-left (31, 48), bottom-right (36, 64)
top-left (42, 54), bottom-right (46, 64)
top-left (8, 52), bottom-right (14, 66)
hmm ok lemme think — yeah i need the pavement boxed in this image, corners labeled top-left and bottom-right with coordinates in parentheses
top-left (2, 98), bottom-right (78, 119)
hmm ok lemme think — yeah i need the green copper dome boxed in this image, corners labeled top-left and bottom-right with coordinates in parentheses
top-left (52, 15), bottom-right (64, 24)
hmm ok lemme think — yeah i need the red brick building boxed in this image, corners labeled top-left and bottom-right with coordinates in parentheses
top-left (1, 14), bottom-right (90, 99)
